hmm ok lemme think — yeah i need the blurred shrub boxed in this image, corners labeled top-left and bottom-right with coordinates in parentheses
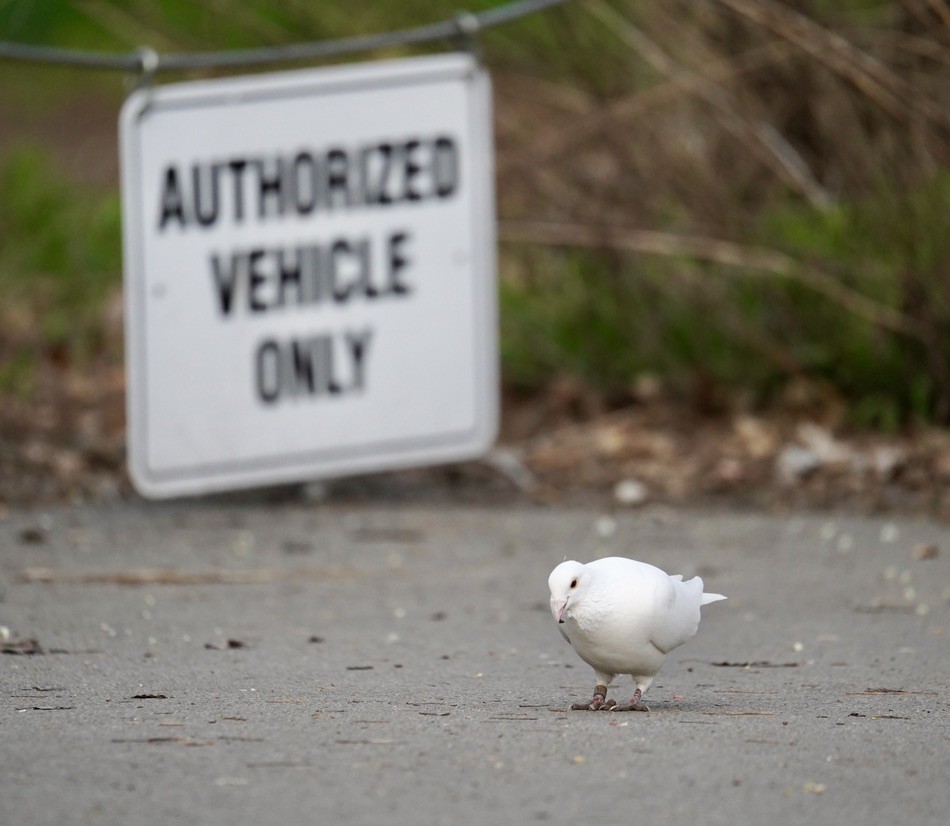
top-left (501, 171), bottom-right (949, 425)
top-left (0, 149), bottom-right (121, 385)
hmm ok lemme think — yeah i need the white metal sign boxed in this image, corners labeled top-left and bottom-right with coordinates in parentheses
top-left (120, 54), bottom-right (497, 498)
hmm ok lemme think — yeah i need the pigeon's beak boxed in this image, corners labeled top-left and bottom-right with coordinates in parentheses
top-left (551, 598), bottom-right (568, 624)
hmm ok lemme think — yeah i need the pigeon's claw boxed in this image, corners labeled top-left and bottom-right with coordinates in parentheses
top-left (571, 685), bottom-right (610, 711)
top-left (608, 702), bottom-right (650, 712)
top-left (608, 688), bottom-right (650, 712)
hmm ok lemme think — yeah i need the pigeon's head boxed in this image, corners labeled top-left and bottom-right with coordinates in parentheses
top-left (548, 560), bottom-right (586, 624)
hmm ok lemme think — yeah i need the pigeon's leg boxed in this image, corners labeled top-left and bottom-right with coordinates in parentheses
top-left (610, 676), bottom-right (653, 712)
top-left (609, 688), bottom-right (650, 712)
top-left (571, 682), bottom-right (613, 711)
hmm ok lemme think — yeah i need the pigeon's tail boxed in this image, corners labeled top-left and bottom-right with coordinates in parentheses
top-left (701, 592), bottom-right (727, 605)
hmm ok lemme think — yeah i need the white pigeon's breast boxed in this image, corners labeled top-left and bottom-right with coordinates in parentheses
top-left (562, 612), bottom-right (666, 678)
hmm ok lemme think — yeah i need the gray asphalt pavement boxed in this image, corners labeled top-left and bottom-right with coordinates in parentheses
top-left (1, 501), bottom-right (948, 825)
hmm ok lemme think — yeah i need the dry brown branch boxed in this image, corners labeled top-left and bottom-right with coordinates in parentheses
top-left (712, 0), bottom-right (950, 138)
top-left (498, 219), bottom-right (924, 339)
top-left (851, 29), bottom-right (950, 67)
top-left (497, 38), bottom-right (796, 175)
top-left (925, 0), bottom-right (950, 29)
top-left (586, 0), bottom-right (832, 207)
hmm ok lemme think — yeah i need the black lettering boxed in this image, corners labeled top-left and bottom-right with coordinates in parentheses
top-left (291, 339), bottom-right (316, 396)
top-left (228, 160), bottom-right (247, 222)
top-left (248, 249), bottom-right (268, 313)
top-left (433, 137), bottom-right (458, 198)
top-left (346, 329), bottom-right (372, 391)
top-left (305, 245), bottom-right (326, 305)
top-left (254, 330), bottom-right (372, 405)
top-left (158, 165), bottom-right (187, 229)
top-left (161, 137), bottom-right (462, 231)
top-left (404, 140), bottom-right (422, 201)
top-left (291, 152), bottom-right (318, 215)
top-left (325, 149), bottom-right (351, 208)
top-left (192, 163), bottom-right (221, 227)
top-left (359, 147), bottom-right (377, 205)
top-left (256, 340), bottom-right (281, 404)
top-left (355, 238), bottom-right (376, 299)
top-left (322, 336), bottom-right (341, 395)
top-left (256, 158), bottom-right (284, 219)
top-left (329, 240), bottom-right (355, 303)
top-left (376, 144), bottom-right (393, 205)
top-left (210, 251), bottom-right (242, 317)
top-left (387, 232), bottom-right (412, 295)
top-left (277, 248), bottom-right (303, 307)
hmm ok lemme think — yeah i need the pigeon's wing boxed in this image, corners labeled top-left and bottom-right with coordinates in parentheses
top-left (645, 574), bottom-right (704, 654)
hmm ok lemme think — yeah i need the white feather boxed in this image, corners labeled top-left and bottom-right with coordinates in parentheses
top-left (548, 556), bottom-right (726, 699)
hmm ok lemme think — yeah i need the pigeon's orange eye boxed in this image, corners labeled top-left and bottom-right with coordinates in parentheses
top-left (570, 578), bottom-right (578, 588)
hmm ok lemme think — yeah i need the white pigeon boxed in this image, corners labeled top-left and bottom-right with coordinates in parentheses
top-left (548, 557), bottom-right (726, 711)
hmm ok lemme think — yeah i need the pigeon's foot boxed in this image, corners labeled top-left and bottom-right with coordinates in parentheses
top-left (571, 693), bottom-right (607, 711)
top-left (609, 702), bottom-right (650, 712)
top-left (571, 685), bottom-right (611, 711)
top-left (608, 688), bottom-right (650, 712)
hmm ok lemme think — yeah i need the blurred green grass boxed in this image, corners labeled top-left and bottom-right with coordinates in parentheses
top-left (1, 0), bottom-right (947, 426)
top-left (0, 149), bottom-right (121, 393)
